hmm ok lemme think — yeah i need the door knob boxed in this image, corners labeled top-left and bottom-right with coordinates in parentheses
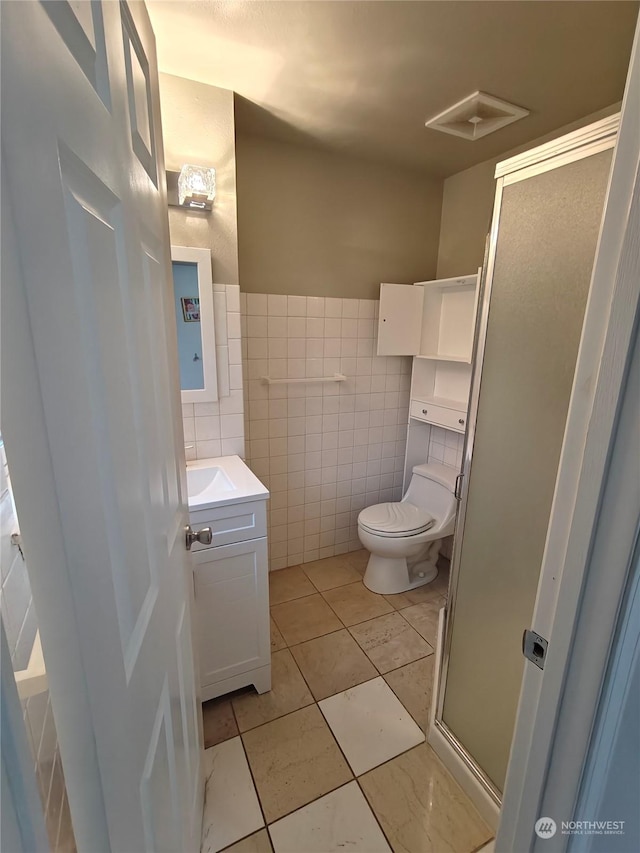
top-left (185, 525), bottom-right (213, 550)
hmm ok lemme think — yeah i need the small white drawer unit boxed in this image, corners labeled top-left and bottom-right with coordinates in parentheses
top-left (410, 399), bottom-right (467, 433)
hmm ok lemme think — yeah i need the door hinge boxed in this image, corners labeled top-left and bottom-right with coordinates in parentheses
top-left (522, 629), bottom-right (548, 669)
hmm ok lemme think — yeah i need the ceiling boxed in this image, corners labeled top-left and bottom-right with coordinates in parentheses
top-left (147, 1), bottom-right (638, 177)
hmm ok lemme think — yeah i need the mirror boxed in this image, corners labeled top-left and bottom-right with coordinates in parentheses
top-left (171, 246), bottom-right (218, 403)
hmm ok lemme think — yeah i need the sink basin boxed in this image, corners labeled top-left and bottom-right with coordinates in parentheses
top-left (187, 465), bottom-right (233, 499)
top-left (185, 455), bottom-right (269, 511)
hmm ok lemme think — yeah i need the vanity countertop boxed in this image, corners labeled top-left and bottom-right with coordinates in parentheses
top-left (186, 455), bottom-right (269, 512)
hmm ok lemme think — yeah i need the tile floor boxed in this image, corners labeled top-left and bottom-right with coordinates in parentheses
top-left (201, 551), bottom-right (493, 853)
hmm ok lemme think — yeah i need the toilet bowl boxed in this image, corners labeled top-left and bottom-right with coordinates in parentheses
top-left (357, 463), bottom-right (458, 595)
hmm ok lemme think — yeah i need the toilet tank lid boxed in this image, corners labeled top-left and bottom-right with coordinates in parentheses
top-left (412, 463), bottom-right (458, 492)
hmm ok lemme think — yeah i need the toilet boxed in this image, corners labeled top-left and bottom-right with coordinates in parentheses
top-left (357, 463), bottom-right (458, 595)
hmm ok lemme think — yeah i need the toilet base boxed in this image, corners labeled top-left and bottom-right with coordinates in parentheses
top-left (362, 553), bottom-right (439, 595)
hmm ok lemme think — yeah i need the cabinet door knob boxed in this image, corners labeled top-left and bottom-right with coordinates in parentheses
top-left (422, 408), bottom-right (428, 415)
top-left (458, 418), bottom-right (465, 425)
top-left (185, 525), bottom-right (213, 551)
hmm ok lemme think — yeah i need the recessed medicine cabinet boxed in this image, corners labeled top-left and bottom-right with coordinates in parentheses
top-left (377, 273), bottom-right (481, 484)
top-left (171, 245), bottom-right (218, 403)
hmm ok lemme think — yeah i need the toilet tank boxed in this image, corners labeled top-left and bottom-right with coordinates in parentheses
top-left (403, 463), bottom-right (458, 521)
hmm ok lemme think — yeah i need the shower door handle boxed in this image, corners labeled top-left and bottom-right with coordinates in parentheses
top-left (454, 474), bottom-right (464, 501)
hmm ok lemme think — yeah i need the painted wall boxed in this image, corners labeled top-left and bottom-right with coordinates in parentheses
top-left (436, 104), bottom-right (620, 278)
top-left (159, 73), bottom-right (239, 285)
top-left (236, 134), bottom-right (443, 298)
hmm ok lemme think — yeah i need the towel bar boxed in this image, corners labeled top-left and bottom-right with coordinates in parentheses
top-left (260, 373), bottom-right (347, 385)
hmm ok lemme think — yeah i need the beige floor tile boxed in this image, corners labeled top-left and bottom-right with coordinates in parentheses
top-left (270, 617), bottom-right (287, 652)
top-left (383, 578), bottom-right (445, 611)
top-left (242, 705), bottom-right (352, 823)
top-left (269, 566), bottom-right (315, 605)
top-left (346, 549), bottom-right (371, 574)
top-left (302, 556), bottom-right (362, 591)
top-left (290, 629), bottom-right (377, 700)
top-left (401, 596), bottom-right (445, 645)
top-left (431, 561), bottom-right (450, 598)
top-left (221, 829), bottom-right (273, 853)
top-left (202, 696), bottom-right (239, 748)
top-left (360, 743), bottom-right (492, 853)
top-left (349, 612), bottom-right (433, 674)
top-left (322, 582), bottom-right (393, 626)
top-left (232, 649), bottom-right (313, 732)
top-left (271, 594), bottom-right (342, 645)
top-left (384, 656), bottom-right (434, 731)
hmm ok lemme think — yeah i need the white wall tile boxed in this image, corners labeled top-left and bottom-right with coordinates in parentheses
top-left (325, 297), bottom-right (342, 318)
top-left (197, 439), bottom-right (222, 458)
top-left (227, 312), bottom-right (241, 339)
top-left (287, 295), bottom-right (307, 316)
top-left (307, 296), bottom-right (325, 317)
top-left (242, 293), bottom-right (410, 570)
top-left (267, 294), bottom-right (287, 315)
top-left (216, 345), bottom-right (231, 398)
top-left (195, 419), bottom-right (222, 446)
top-left (221, 437), bottom-right (245, 457)
top-left (342, 300), bottom-right (359, 319)
top-left (247, 293), bottom-right (267, 315)
top-left (226, 285), bottom-right (241, 313)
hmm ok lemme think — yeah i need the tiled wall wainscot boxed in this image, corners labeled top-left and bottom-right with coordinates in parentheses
top-left (428, 426), bottom-right (464, 470)
top-left (240, 293), bottom-right (412, 571)
top-left (182, 284), bottom-right (245, 461)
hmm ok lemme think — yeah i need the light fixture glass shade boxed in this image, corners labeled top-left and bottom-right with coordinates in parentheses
top-left (178, 164), bottom-right (216, 210)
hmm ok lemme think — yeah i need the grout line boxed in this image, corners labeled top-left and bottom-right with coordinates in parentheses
top-left (470, 838), bottom-right (496, 853)
top-left (236, 725), bottom-right (271, 835)
top-left (218, 826), bottom-right (270, 853)
top-left (269, 589), bottom-right (318, 608)
top-left (216, 557), bottom-right (454, 848)
top-left (354, 775), bottom-right (395, 851)
top-left (382, 666), bottom-right (432, 733)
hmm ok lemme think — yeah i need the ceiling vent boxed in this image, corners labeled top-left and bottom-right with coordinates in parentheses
top-left (425, 91), bottom-right (529, 141)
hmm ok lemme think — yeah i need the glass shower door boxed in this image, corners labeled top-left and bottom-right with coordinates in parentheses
top-left (439, 147), bottom-right (613, 795)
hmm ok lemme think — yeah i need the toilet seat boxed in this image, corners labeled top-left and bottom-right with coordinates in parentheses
top-left (358, 502), bottom-right (435, 538)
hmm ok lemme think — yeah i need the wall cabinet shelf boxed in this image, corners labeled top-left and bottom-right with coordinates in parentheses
top-left (377, 272), bottom-right (480, 484)
top-left (416, 353), bottom-right (472, 364)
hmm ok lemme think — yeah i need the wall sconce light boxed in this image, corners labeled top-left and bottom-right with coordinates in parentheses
top-left (177, 164), bottom-right (216, 210)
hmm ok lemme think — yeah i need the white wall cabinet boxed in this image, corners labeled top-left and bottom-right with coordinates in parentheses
top-left (378, 273), bottom-right (480, 485)
top-left (191, 499), bottom-right (270, 701)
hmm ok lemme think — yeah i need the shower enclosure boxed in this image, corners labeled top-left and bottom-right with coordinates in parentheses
top-left (431, 116), bottom-right (618, 816)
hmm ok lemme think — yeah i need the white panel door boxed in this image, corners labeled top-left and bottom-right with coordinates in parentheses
top-left (1, 2), bottom-right (202, 851)
top-left (377, 283), bottom-right (424, 355)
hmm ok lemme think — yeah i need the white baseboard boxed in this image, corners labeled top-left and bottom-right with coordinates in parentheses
top-left (428, 607), bottom-right (501, 832)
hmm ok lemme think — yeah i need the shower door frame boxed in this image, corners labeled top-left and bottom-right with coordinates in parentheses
top-left (430, 113), bottom-right (621, 821)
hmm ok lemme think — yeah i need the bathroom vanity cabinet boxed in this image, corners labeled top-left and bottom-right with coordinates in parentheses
top-left (187, 458), bottom-right (270, 702)
top-left (377, 273), bottom-right (480, 486)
